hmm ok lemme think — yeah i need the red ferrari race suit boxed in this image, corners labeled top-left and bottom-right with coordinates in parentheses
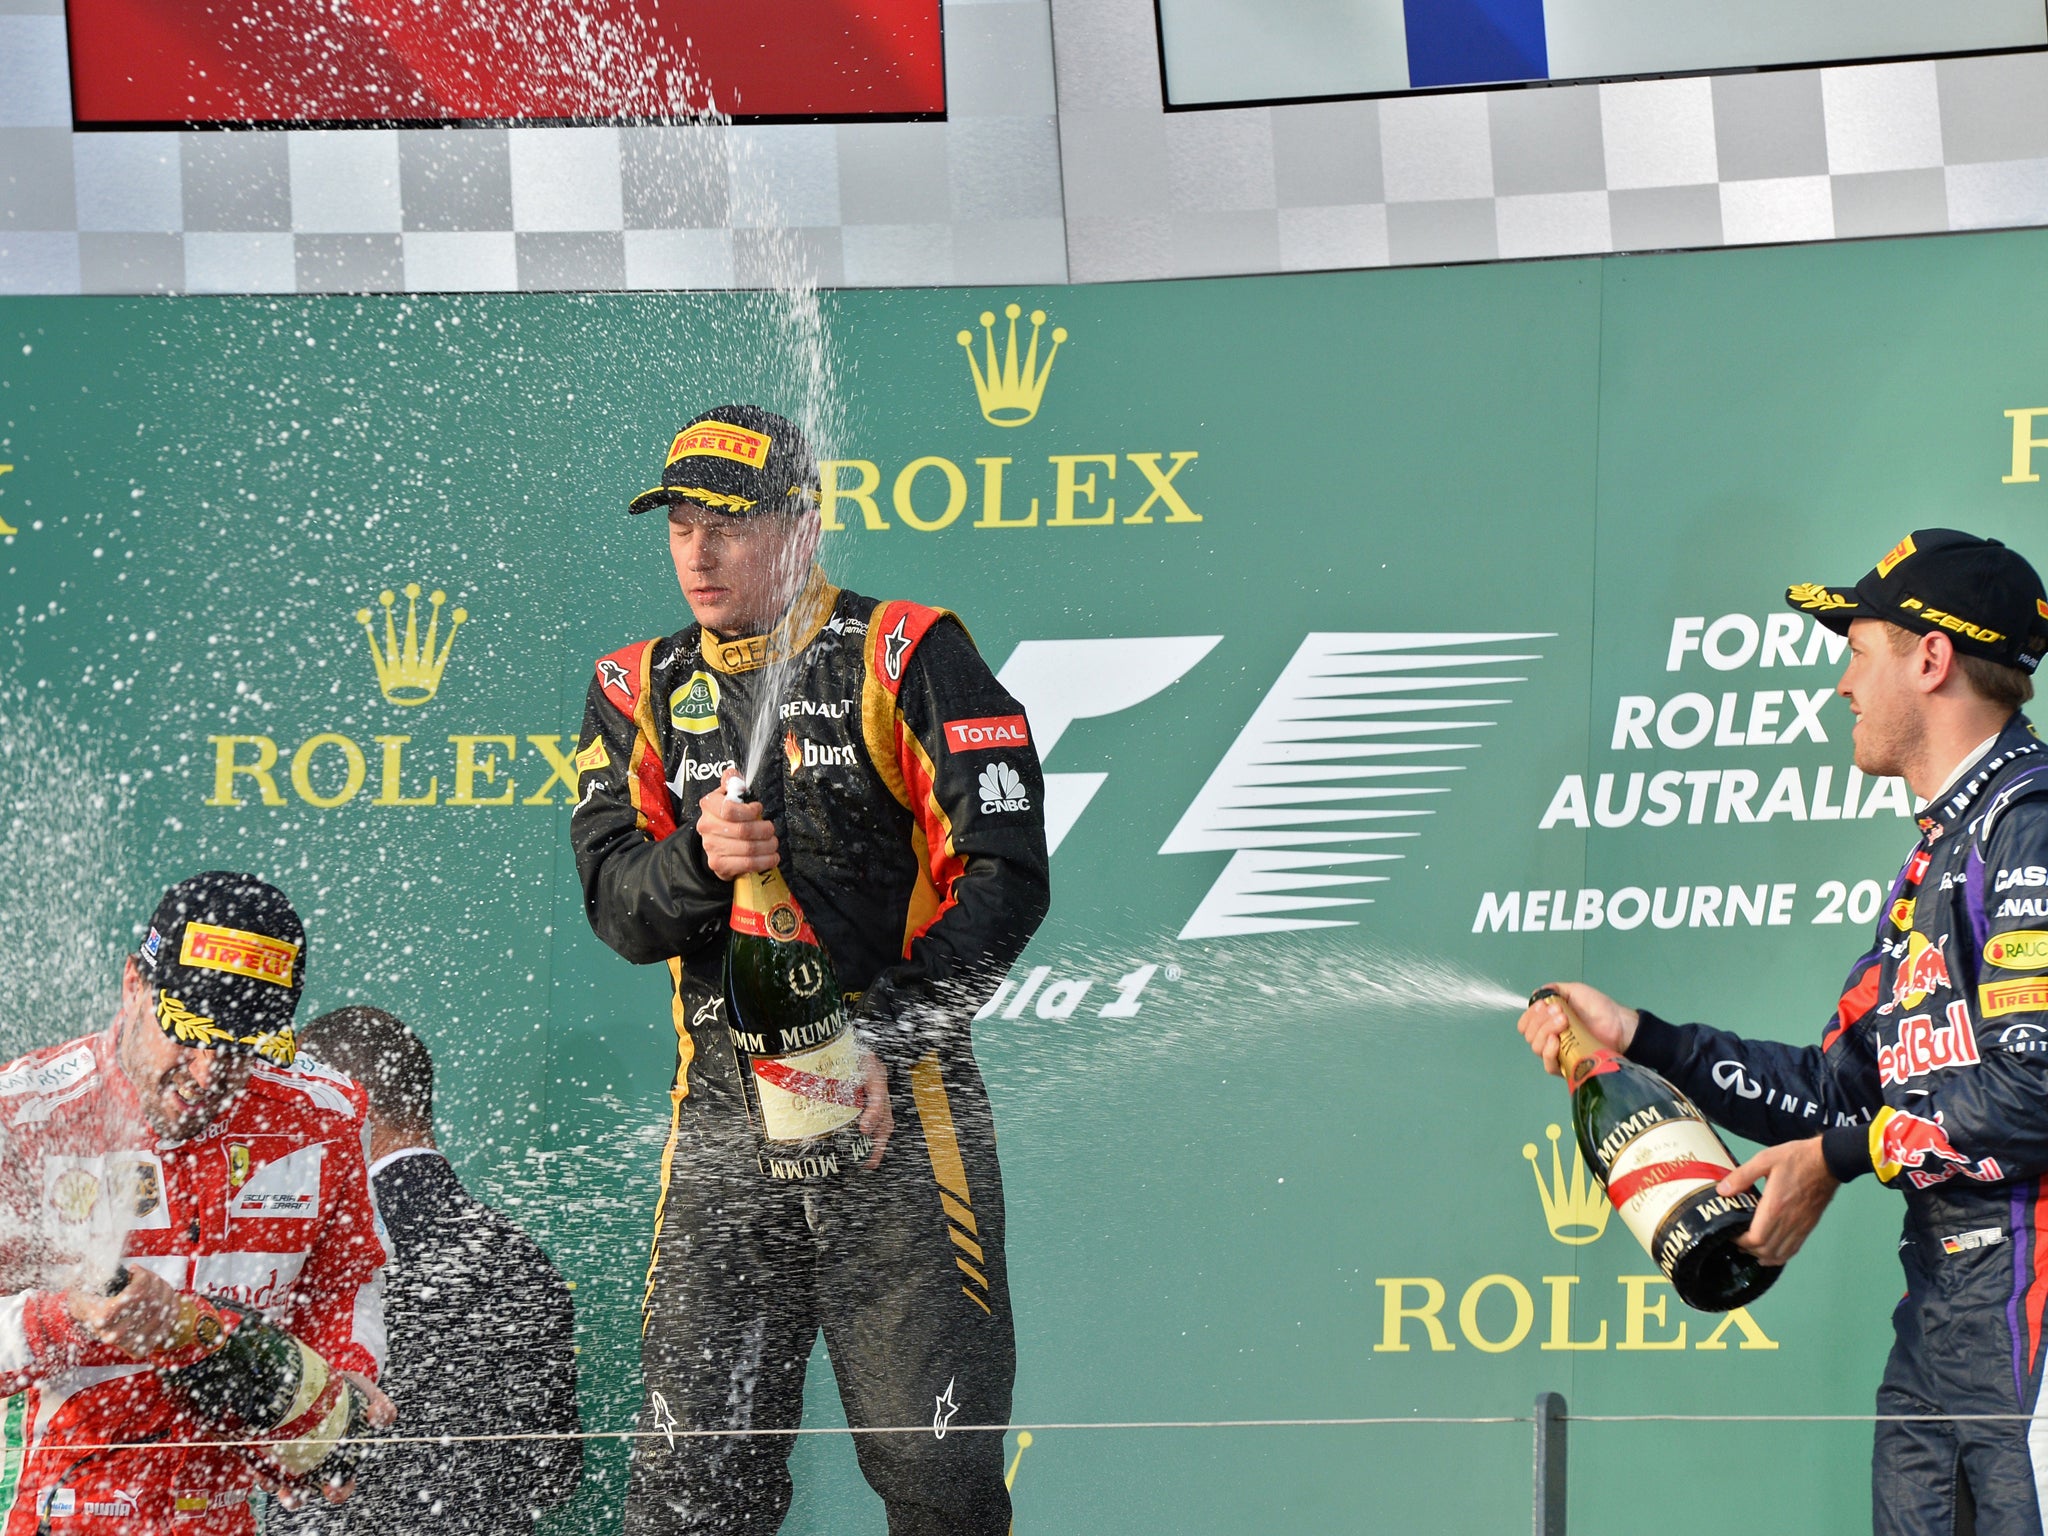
top-left (570, 569), bottom-right (1049, 1536)
top-left (0, 1025), bottom-right (387, 1535)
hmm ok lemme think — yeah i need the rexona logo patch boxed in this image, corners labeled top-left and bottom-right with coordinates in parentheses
top-left (945, 715), bottom-right (1030, 753)
top-left (1985, 930), bottom-right (2048, 969)
top-left (978, 762), bottom-right (1030, 813)
top-left (1877, 533), bottom-right (1917, 577)
top-left (669, 671), bottom-right (721, 735)
top-left (667, 422), bottom-right (771, 468)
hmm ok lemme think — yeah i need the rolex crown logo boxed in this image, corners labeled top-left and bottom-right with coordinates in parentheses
top-left (958, 303), bottom-right (1067, 428)
top-left (1522, 1124), bottom-right (1610, 1246)
top-left (356, 583), bottom-right (467, 706)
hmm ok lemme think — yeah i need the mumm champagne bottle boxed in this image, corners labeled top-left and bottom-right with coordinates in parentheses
top-left (108, 1268), bottom-right (369, 1487)
top-left (1534, 988), bottom-right (1778, 1312)
top-left (724, 788), bottom-right (872, 1180)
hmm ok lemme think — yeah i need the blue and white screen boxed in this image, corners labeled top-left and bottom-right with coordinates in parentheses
top-left (1158, 0), bottom-right (2047, 103)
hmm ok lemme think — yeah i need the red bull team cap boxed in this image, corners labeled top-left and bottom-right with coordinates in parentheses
top-left (1787, 527), bottom-right (2048, 673)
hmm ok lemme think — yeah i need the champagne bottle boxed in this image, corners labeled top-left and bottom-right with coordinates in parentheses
top-left (723, 786), bottom-right (871, 1180)
top-left (107, 1268), bottom-right (369, 1487)
top-left (1533, 988), bottom-right (1779, 1313)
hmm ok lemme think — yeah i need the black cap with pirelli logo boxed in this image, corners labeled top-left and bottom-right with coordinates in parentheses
top-left (135, 870), bottom-right (305, 1064)
top-left (1786, 528), bottom-right (2048, 673)
top-left (627, 404), bottom-right (821, 519)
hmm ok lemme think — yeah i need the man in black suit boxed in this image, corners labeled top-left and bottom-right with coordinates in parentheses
top-left (278, 1006), bottom-right (583, 1535)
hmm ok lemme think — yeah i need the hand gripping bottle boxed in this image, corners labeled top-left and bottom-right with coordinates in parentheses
top-left (108, 1268), bottom-right (372, 1489)
top-left (723, 783), bottom-right (872, 1180)
top-left (1534, 988), bottom-right (1779, 1312)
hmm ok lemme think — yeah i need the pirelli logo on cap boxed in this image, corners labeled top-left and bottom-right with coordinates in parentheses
top-left (1877, 534), bottom-right (1916, 577)
top-left (666, 423), bottom-right (772, 469)
top-left (1981, 977), bottom-right (2048, 1017)
top-left (179, 923), bottom-right (297, 987)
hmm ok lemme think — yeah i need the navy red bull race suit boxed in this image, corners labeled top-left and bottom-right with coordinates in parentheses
top-left (1629, 714), bottom-right (2048, 1535)
top-left (569, 569), bottom-right (1049, 1536)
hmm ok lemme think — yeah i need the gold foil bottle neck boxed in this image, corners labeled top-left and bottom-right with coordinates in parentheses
top-left (734, 865), bottom-right (797, 915)
top-left (1537, 990), bottom-right (1596, 1085)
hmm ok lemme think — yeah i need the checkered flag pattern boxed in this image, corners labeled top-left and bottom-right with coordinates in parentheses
top-left (3, 0), bottom-right (2048, 291)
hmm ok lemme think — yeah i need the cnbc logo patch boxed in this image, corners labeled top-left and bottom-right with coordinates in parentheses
top-left (1986, 930), bottom-right (2048, 970)
top-left (977, 762), bottom-right (1030, 814)
top-left (669, 671), bottom-right (721, 735)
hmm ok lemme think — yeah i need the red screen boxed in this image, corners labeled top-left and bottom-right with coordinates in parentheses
top-left (66, 0), bottom-right (944, 126)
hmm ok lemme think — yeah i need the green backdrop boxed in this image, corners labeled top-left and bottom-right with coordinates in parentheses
top-left (4, 226), bottom-right (2047, 1533)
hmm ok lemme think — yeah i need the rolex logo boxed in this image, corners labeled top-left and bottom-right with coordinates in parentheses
top-left (1522, 1124), bottom-right (1610, 1246)
top-left (356, 583), bottom-right (467, 706)
top-left (958, 303), bottom-right (1067, 428)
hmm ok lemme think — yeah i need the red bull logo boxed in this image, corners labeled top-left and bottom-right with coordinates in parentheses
top-left (1878, 1000), bottom-right (1981, 1086)
top-left (1880, 1110), bottom-right (1970, 1170)
top-left (1876, 1107), bottom-right (2006, 1189)
top-left (1887, 932), bottom-right (1952, 1012)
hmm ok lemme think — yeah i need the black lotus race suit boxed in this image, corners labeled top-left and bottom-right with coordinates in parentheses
top-left (1628, 714), bottom-right (2048, 1536)
top-left (570, 569), bottom-right (1049, 1536)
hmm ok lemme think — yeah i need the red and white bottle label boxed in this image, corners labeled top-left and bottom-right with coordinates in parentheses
top-left (1602, 1118), bottom-right (1736, 1252)
top-left (750, 1029), bottom-right (863, 1143)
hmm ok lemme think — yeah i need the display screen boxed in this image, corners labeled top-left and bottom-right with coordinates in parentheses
top-left (65, 0), bottom-right (945, 127)
top-left (1157, 0), bottom-right (2048, 103)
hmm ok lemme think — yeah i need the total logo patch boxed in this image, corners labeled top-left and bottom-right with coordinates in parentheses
top-left (944, 715), bottom-right (1031, 754)
top-left (978, 762), bottom-right (1030, 813)
top-left (669, 671), bottom-right (721, 735)
top-left (1985, 931), bottom-right (2048, 970)
top-left (1890, 896), bottom-right (1916, 930)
